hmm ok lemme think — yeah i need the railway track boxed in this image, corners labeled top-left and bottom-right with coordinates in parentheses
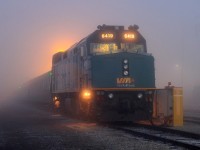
top-left (104, 123), bottom-right (200, 150)
top-left (184, 116), bottom-right (200, 124)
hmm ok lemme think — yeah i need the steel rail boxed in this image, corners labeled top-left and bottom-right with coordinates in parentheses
top-left (105, 123), bottom-right (200, 150)
top-left (184, 116), bottom-right (200, 124)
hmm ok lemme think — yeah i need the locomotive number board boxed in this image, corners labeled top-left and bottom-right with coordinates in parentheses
top-left (99, 31), bottom-right (137, 42)
top-left (101, 33), bottom-right (114, 39)
top-left (123, 33), bottom-right (135, 39)
top-left (121, 31), bottom-right (136, 41)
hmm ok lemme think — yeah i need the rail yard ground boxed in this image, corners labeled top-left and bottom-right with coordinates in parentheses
top-left (170, 110), bottom-right (200, 134)
top-left (0, 100), bottom-right (198, 150)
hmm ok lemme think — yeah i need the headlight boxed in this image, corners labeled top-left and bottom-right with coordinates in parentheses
top-left (124, 65), bottom-right (128, 69)
top-left (137, 93), bottom-right (143, 99)
top-left (82, 89), bottom-right (92, 100)
top-left (54, 96), bottom-right (58, 101)
top-left (123, 71), bottom-right (129, 76)
top-left (108, 93), bottom-right (114, 99)
top-left (123, 59), bottom-right (128, 64)
top-left (54, 100), bottom-right (60, 108)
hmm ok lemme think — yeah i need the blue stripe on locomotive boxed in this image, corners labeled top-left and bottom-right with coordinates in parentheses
top-left (91, 52), bottom-right (155, 88)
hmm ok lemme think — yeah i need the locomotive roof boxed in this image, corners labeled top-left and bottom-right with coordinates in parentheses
top-left (76, 24), bottom-right (142, 43)
top-left (53, 24), bottom-right (146, 58)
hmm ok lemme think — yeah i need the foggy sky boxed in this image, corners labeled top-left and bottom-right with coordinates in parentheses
top-left (0, 0), bottom-right (200, 108)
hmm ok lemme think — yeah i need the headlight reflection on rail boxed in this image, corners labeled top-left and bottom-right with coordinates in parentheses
top-left (54, 100), bottom-right (60, 108)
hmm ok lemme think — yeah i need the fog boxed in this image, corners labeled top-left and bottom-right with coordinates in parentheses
top-left (0, 0), bottom-right (200, 110)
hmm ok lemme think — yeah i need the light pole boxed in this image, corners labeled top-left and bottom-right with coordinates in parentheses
top-left (174, 64), bottom-right (183, 87)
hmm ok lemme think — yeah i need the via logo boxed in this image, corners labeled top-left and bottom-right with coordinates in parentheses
top-left (117, 77), bottom-right (134, 84)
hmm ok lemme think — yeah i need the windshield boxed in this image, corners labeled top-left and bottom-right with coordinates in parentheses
top-left (90, 43), bottom-right (145, 55)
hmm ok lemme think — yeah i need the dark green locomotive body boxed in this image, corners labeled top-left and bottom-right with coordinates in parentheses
top-left (91, 52), bottom-right (155, 88)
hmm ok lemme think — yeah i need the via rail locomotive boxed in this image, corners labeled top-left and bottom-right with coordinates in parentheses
top-left (51, 25), bottom-right (155, 121)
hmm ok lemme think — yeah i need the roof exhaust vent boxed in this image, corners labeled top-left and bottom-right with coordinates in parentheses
top-left (128, 24), bottom-right (139, 30)
top-left (97, 24), bottom-right (124, 30)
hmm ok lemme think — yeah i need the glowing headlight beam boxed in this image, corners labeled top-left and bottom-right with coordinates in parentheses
top-left (82, 89), bottom-right (92, 100)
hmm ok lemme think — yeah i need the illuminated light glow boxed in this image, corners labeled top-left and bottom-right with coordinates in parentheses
top-left (101, 33), bottom-right (114, 39)
top-left (84, 92), bottom-right (91, 97)
top-left (58, 49), bottom-right (65, 52)
top-left (124, 33), bottom-right (135, 39)
top-left (51, 39), bottom-right (75, 54)
top-left (66, 123), bottom-right (97, 130)
top-left (124, 65), bottom-right (128, 69)
top-left (54, 96), bottom-right (58, 101)
top-left (54, 100), bottom-right (60, 108)
top-left (108, 93), bottom-right (114, 99)
top-left (82, 89), bottom-right (92, 100)
top-left (124, 59), bottom-right (128, 64)
top-left (137, 93), bottom-right (143, 99)
top-left (175, 64), bottom-right (180, 68)
top-left (124, 70), bottom-right (129, 76)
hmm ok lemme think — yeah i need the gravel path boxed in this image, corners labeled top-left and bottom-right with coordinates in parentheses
top-left (0, 103), bottom-right (186, 150)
